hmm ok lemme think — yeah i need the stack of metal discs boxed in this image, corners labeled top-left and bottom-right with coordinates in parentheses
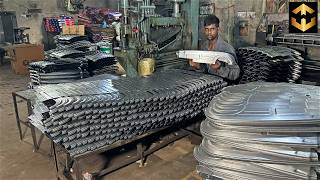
top-left (194, 82), bottom-right (320, 180)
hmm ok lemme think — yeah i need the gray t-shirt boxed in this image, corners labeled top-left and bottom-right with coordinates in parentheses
top-left (199, 35), bottom-right (240, 80)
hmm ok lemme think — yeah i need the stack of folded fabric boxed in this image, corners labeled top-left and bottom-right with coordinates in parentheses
top-left (194, 82), bottom-right (319, 180)
top-left (29, 70), bottom-right (227, 156)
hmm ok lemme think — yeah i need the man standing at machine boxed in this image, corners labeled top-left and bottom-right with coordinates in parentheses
top-left (189, 15), bottom-right (240, 81)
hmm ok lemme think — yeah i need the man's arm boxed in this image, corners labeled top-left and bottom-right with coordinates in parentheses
top-left (208, 40), bottom-right (240, 80)
top-left (188, 59), bottom-right (207, 73)
top-left (207, 61), bottom-right (240, 80)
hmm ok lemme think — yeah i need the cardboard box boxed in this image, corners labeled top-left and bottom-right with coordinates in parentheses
top-left (8, 44), bottom-right (45, 75)
top-left (62, 25), bottom-right (85, 35)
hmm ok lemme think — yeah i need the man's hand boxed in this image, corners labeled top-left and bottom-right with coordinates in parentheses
top-left (210, 60), bottom-right (221, 71)
top-left (189, 59), bottom-right (200, 70)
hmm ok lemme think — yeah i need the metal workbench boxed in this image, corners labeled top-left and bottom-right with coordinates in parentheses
top-left (12, 89), bottom-right (42, 151)
top-left (12, 89), bottom-right (202, 180)
top-left (53, 126), bottom-right (197, 180)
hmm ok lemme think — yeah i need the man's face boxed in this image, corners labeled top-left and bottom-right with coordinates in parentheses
top-left (204, 24), bottom-right (219, 41)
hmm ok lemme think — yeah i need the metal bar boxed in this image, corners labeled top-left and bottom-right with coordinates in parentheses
top-left (52, 142), bottom-right (60, 180)
top-left (73, 159), bottom-right (82, 180)
top-left (27, 99), bottom-right (39, 152)
top-left (12, 93), bottom-right (23, 140)
top-left (30, 124), bottom-right (38, 152)
top-left (137, 142), bottom-right (145, 167)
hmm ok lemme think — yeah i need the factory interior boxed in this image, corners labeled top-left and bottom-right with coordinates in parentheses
top-left (0, 0), bottom-right (319, 179)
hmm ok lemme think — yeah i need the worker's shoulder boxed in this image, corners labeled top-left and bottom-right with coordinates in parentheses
top-left (217, 37), bottom-right (235, 52)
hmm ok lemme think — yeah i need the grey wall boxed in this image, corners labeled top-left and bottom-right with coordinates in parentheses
top-left (2, 0), bottom-right (111, 44)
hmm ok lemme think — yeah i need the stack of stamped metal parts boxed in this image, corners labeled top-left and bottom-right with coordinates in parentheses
top-left (54, 34), bottom-right (88, 45)
top-left (237, 46), bottom-right (303, 83)
top-left (45, 49), bottom-right (85, 59)
top-left (84, 51), bottom-right (118, 75)
top-left (29, 70), bottom-right (226, 156)
top-left (272, 33), bottom-right (320, 47)
top-left (194, 82), bottom-right (320, 180)
top-left (29, 58), bottom-right (88, 85)
top-left (272, 33), bottom-right (320, 83)
top-left (46, 39), bottom-right (118, 76)
top-left (30, 41), bottom-right (118, 86)
top-left (56, 40), bottom-right (97, 52)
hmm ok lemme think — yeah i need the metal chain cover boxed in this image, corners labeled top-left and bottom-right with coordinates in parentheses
top-left (194, 82), bottom-right (320, 180)
top-left (29, 69), bottom-right (227, 156)
top-left (237, 46), bottom-right (303, 83)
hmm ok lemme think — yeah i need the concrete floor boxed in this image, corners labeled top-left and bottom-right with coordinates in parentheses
top-left (0, 62), bottom-right (201, 180)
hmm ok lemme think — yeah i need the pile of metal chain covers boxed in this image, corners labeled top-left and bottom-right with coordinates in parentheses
top-left (56, 40), bottom-right (97, 52)
top-left (28, 70), bottom-right (227, 156)
top-left (272, 33), bottom-right (320, 47)
top-left (272, 33), bottom-right (320, 83)
top-left (29, 58), bottom-right (88, 85)
top-left (237, 46), bottom-right (303, 83)
top-left (194, 82), bottom-right (320, 180)
top-left (29, 36), bottom-right (118, 85)
top-left (54, 35), bottom-right (88, 44)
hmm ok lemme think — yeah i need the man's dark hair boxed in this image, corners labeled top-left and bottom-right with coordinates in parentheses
top-left (204, 15), bottom-right (220, 27)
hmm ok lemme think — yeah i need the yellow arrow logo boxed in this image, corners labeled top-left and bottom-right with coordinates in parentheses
top-left (291, 3), bottom-right (316, 32)
top-left (292, 3), bottom-right (315, 15)
top-left (291, 17), bottom-right (316, 32)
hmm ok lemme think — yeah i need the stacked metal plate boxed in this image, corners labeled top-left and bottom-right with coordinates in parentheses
top-left (30, 46), bottom-right (118, 85)
top-left (29, 70), bottom-right (226, 156)
top-left (54, 35), bottom-right (88, 45)
top-left (56, 40), bottom-right (97, 52)
top-left (237, 46), bottom-right (303, 83)
top-left (272, 33), bottom-right (320, 47)
top-left (28, 58), bottom-right (88, 85)
top-left (84, 52), bottom-right (118, 75)
top-left (45, 49), bottom-right (85, 59)
top-left (194, 82), bottom-right (320, 180)
top-left (272, 33), bottom-right (320, 84)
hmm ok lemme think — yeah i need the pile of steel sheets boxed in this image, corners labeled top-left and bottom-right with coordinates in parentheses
top-left (29, 49), bottom-right (117, 85)
top-left (29, 69), bottom-right (227, 156)
top-left (273, 33), bottom-right (320, 47)
top-left (194, 82), bottom-right (320, 180)
top-left (54, 35), bottom-right (88, 44)
top-left (237, 46), bottom-right (303, 83)
top-left (28, 58), bottom-right (88, 85)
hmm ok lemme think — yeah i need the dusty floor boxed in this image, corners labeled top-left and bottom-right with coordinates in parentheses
top-left (0, 62), bottom-right (201, 180)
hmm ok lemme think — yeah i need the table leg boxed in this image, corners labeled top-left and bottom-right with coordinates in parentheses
top-left (137, 142), bottom-right (146, 167)
top-left (52, 141), bottom-right (60, 179)
top-left (27, 100), bottom-right (39, 151)
top-left (12, 93), bottom-right (23, 140)
top-left (30, 124), bottom-right (38, 152)
top-left (73, 159), bottom-right (83, 180)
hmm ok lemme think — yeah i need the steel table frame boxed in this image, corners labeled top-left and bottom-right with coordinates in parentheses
top-left (52, 126), bottom-right (200, 180)
top-left (12, 90), bottom-right (43, 152)
top-left (12, 89), bottom-right (203, 180)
